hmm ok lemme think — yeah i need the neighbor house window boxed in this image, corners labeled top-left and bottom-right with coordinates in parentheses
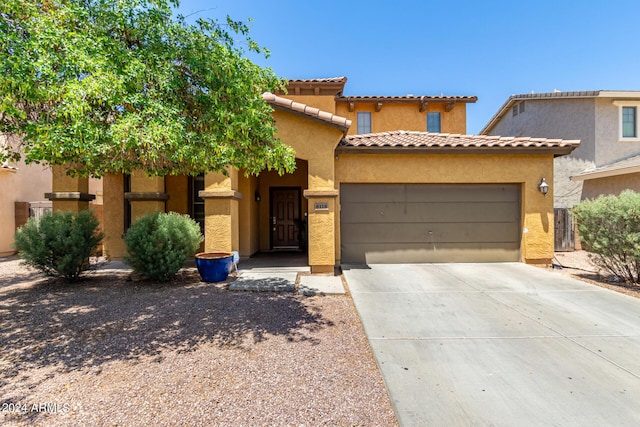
top-left (623, 106), bottom-right (637, 138)
top-left (357, 112), bottom-right (371, 134)
top-left (427, 112), bottom-right (441, 133)
top-left (614, 101), bottom-right (640, 140)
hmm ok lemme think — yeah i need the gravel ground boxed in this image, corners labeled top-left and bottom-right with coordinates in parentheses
top-left (553, 250), bottom-right (640, 299)
top-left (0, 258), bottom-right (397, 426)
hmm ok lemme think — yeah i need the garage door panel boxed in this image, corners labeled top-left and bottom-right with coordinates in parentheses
top-left (340, 184), bottom-right (409, 203)
top-left (340, 183), bottom-right (521, 264)
top-left (341, 222), bottom-right (518, 244)
top-left (341, 243), bottom-right (521, 264)
top-left (405, 184), bottom-right (520, 203)
top-left (341, 202), bottom-right (519, 224)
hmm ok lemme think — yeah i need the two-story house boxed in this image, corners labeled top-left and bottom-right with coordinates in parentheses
top-left (46, 77), bottom-right (578, 269)
top-left (481, 91), bottom-right (640, 207)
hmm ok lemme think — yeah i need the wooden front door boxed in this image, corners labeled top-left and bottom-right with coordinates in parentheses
top-left (271, 188), bottom-right (300, 248)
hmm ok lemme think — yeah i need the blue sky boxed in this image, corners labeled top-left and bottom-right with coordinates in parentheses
top-left (177, 1), bottom-right (640, 134)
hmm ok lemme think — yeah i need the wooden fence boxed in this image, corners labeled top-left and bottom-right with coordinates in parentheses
top-left (554, 208), bottom-right (575, 251)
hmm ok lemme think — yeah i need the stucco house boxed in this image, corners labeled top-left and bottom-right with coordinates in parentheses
top-left (481, 90), bottom-right (640, 207)
top-left (1, 136), bottom-right (105, 257)
top-left (46, 77), bottom-right (578, 270)
top-left (0, 154), bottom-right (51, 257)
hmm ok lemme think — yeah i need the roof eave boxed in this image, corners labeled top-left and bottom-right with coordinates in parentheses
top-left (336, 96), bottom-right (477, 105)
top-left (571, 164), bottom-right (640, 181)
top-left (335, 146), bottom-right (577, 156)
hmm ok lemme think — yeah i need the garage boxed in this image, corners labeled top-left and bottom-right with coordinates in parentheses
top-left (340, 183), bottom-right (521, 264)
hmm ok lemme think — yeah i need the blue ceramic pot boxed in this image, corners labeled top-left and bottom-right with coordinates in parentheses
top-left (195, 252), bottom-right (234, 283)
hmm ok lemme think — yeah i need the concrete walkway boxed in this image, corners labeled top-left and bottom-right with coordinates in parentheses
top-left (344, 263), bottom-right (640, 426)
top-left (94, 254), bottom-right (345, 295)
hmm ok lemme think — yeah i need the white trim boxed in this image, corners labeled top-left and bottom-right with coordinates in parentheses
top-left (571, 164), bottom-right (640, 181)
top-left (613, 100), bottom-right (640, 141)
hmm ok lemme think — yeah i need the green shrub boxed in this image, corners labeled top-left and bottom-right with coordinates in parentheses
top-left (572, 190), bottom-right (640, 283)
top-left (14, 210), bottom-right (103, 281)
top-left (124, 211), bottom-right (203, 281)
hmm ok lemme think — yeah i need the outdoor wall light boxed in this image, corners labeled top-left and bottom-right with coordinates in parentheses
top-left (538, 178), bottom-right (549, 196)
top-left (255, 191), bottom-right (261, 202)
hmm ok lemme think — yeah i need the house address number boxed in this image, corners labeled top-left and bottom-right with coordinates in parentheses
top-left (314, 202), bottom-right (329, 211)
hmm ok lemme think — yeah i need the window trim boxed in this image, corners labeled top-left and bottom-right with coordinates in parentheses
top-left (613, 101), bottom-right (640, 141)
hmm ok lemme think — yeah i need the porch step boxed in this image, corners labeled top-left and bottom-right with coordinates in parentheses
top-left (228, 272), bottom-right (297, 292)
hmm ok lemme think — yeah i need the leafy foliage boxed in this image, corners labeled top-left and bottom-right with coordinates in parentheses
top-left (14, 210), bottom-right (103, 281)
top-left (0, 0), bottom-right (295, 177)
top-left (124, 211), bottom-right (203, 281)
top-left (572, 190), bottom-right (640, 283)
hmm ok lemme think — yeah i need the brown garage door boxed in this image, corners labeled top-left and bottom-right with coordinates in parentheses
top-left (340, 184), bottom-right (521, 264)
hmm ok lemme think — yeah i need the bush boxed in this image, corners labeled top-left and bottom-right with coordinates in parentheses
top-left (14, 210), bottom-right (103, 281)
top-left (572, 190), bottom-right (640, 283)
top-left (124, 211), bottom-right (203, 281)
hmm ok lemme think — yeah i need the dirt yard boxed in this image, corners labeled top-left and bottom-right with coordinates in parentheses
top-left (0, 258), bottom-right (397, 426)
top-left (553, 251), bottom-right (640, 299)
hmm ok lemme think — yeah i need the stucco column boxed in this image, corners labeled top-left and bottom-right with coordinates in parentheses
top-left (102, 173), bottom-right (126, 259)
top-left (201, 169), bottom-right (242, 253)
top-left (46, 165), bottom-right (95, 212)
top-left (124, 172), bottom-right (168, 222)
top-left (303, 189), bottom-right (338, 274)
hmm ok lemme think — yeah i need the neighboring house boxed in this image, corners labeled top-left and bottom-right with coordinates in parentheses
top-left (47, 77), bottom-right (578, 269)
top-left (0, 135), bottom-right (52, 256)
top-left (0, 136), bottom-right (104, 257)
top-left (481, 90), bottom-right (640, 208)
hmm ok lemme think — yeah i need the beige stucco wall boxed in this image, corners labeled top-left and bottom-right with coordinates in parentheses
top-left (335, 153), bottom-right (555, 264)
top-left (335, 102), bottom-right (467, 135)
top-left (166, 175), bottom-right (189, 215)
top-left (0, 157), bottom-right (52, 256)
top-left (102, 173), bottom-right (125, 259)
top-left (281, 94), bottom-right (337, 114)
top-left (581, 173), bottom-right (640, 200)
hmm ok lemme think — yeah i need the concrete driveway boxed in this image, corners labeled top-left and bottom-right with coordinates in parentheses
top-left (343, 263), bottom-right (640, 426)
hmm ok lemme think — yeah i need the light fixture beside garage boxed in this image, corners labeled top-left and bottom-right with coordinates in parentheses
top-left (538, 178), bottom-right (549, 196)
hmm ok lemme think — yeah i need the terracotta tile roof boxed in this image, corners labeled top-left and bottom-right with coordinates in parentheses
top-left (287, 77), bottom-right (347, 84)
top-left (262, 92), bottom-right (351, 131)
top-left (281, 77), bottom-right (348, 96)
top-left (338, 130), bottom-right (579, 156)
top-left (571, 153), bottom-right (640, 181)
top-left (336, 95), bottom-right (477, 103)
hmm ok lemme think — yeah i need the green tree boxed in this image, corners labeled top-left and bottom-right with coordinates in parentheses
top-left (0, 0), bottom-right (295, 177)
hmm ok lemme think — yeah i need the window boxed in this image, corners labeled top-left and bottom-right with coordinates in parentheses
top-left (427, 112), bottom-right (441, 133)
top-left (189, 174), bottom-right (205, 232)
top-left (357, 112), bottom-right (371, 134)
top-left (614, 101), bottom-right (640, 140)
top-left (519, 101), bottom-right (525, 113)
top-left (623, 106), bottom-right (637, 138)
top-left (512, 106), bottom-right (518, 117)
